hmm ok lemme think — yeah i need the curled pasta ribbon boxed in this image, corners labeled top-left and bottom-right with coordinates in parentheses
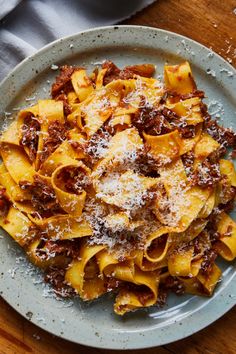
top-left (0, 164), bottom-right (31, 204)
top-left (0, 120), bottom-right (20, 146)
top-left (0, 206), bottom-right (33, 247)
top-left (95, 68), bottom-right (107, 89)
top-left (169, 218), bottom-right (208, 246)
top-left (71, 69), bottom-right (94, 102)
top-left (133, 249), bottom-right (168, 272)
top-left (39, 135), bottom-right (86, 177)
top-left (17, 99), bottom-right (65, 170)
top-left (180, 263), bottom-right (222, 296)
top-left (27, 213), bottom-right (92, 240)
top-left (65, 242), bottom-right (106, 300)
top-left (164, 61), bottom-right (196, 94)
top-left (180, 123), bottom-right (202, 155)
top-left (114, 267), bottom-right (160, 315)
top-left (27, 238), bottom-right (70, 269)
top-left (214, 213), bottom-right (236, 261)
top-left (143, 130), bottom-right (182, 162)
top-left (0, 143), bottom-right (35, 184)
top-left (166, 97), bottom-right (204, 125)
top-left (103, 212), bottom-right (144, 232)
top-left (193, 132), bottom-right (220, 168)
top-left (97, 249), bottom-right (160, 314)
top-left (71, 81), bottom-right (124, 137)
top-left (93, 127), bottom-right (143, 177)
top-left (168, 247), bottom-right (203, 277)
top-left (95, 169), bottom-right (159, 209)
top-left (198, 191), bottom-right (216, 218)
top-left (52, 161), bottom-right (90, 216)
top-left (219, 159), bottom-right (236, 187)
top-left (156, 159), bottom-right (211, 230)
top-left (144, 227), bottom-right (172, 263)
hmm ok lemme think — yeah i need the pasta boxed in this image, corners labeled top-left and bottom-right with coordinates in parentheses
top-left (1, 60), bottom-right (236, 315)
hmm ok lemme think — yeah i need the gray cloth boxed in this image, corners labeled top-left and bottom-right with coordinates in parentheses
top-left (0, 0), bottom-right (155, 81)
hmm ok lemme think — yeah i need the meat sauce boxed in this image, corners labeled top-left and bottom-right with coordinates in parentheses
top-left (39, 120), bottom-right (67, 166)
top-left (19, 175), bottom-right (61, 217)
top-left (0, 188), bottom-right (10, 217)
top-left (20, 114), bottom-right (40, 162)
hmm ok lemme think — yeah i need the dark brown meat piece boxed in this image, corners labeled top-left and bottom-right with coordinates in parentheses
top-left (20, 115), bottom-right (40, 162)
top-left (39, 120), bottom-right (67, 166)
top-left (55, 93), bottom-right (72, 116)
top-left (102, 61), bottom-right (121, 85)
top-left (45, 266), bottom-right (76, 298)
top-left (201, 103), bottom-right (236, 148)
top-left (51, 65), bottom-right (76, 98)
top-left (0, 188), bottom-right (10, 217)
top-left (39, 239), bottom-right (81, 259)
top-left (200, 249), bottom-right (218, 274)
top-left (163, 276), bottom-right (185, 295)
top-left (118, 63), bottom-right (155, 81)
top-left (19, 175), bottom-right (61, 216)
top-left (155, 287), bottom-right (168, 307)
top-left (167, 90), bottom-right (205, 102)
top-left (191, 159), bottom-right (221, 188)
top-left (135, 145), bottom-right (160, 177)
top-left (132, 104), bottom-right (174, 136)
top-left (102, 61), bottom-right (155, 85)
top-left (57, 166), bottom-right (91, 194)
top-left (182, 151), bottom-right (194, 176)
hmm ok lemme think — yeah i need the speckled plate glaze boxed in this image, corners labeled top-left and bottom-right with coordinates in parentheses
top-left (0, 26), bottom-right (236, 350)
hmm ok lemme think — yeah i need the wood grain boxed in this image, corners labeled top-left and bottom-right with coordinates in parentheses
top-left (1, 0), bottom-right (236, 353)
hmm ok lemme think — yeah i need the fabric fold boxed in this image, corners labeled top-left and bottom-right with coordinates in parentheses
top-left (0, 0), bottom-right (156, 81)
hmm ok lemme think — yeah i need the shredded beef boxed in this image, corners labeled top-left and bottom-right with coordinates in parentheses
top-left (121, 63), bottom-right (155, 79)
top-left (219, 198), bottom-right (236, 213)
top-left (132, 103), bottom-right (173, 135)
top-left (102, 61), bottom-right (121, 85)
top-left (206, 211), bottom-right (222, 243)
top-left (135, 147), bottom-right (160, 177)
top-left (201, 104), bottom-right (236, 148)
top-left (163, 276), bottom-right (185, 295)
top-left (57, 166), bottom-right (91, 194)
top-left (51, 65), bottom-right (76, 98)
top-left (105, 277), bottom-right (123, 292)
top-left (191, 158), bottom-right (221, 187)
top-left (201, 249), bottom-right (217, 274)
top-left (0, 188), bottom-right (10, 217)
top-left (167, 90), bottom-right (205, 101)
top-left (55, 93), bottom-right (72, 116)
top-left (102, 61), bottom-right (155, 85)
top-left (45, 266), bottom-right (76, 297)
top-left (182, 151), bottom-right (194, 176)
top-left (155, 287), bottom-right (168, 307)
top-left (39, 120), bottom-right (67, 166)
top-left (38, 239), bottom-right (81, 259)
top-left (19, 175), bottom-right (61, 215)
top-left (20, 115), bottom-right (40, 162)
top-left (132, 100), bottom-right (195, 138)
top-left (219, 176), bottom-right (236, 205)
top-left (178, 124), bottom-right (196, 138)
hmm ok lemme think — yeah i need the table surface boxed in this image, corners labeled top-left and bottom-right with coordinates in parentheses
top-left (1, 0), bottom-right (236, 353)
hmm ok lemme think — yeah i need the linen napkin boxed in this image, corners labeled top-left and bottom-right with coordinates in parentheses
top-left (0, 0), bottom-right (156, 81)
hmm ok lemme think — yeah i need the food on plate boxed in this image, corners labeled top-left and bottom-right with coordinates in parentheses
top-left (1, 60), bottom-right (236, 315)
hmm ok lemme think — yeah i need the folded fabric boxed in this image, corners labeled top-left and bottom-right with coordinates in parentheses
top-left (0, 0), bottom-right (155, 81)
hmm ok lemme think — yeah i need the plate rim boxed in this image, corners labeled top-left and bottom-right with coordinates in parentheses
top-left (0, 25), bottom-right (236, 350)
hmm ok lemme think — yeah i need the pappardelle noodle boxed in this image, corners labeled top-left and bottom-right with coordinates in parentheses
top-left (1, 60), bottom-right (236, 315)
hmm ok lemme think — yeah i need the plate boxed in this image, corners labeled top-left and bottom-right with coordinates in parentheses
top-left (0, 26), bottom-right (236, 350)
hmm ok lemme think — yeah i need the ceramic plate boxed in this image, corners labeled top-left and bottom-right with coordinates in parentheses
top-left (0, 26), bottom-right (235, 350)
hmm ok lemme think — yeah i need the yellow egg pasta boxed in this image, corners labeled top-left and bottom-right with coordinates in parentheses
top-left (0, 60), bottom-right (235, 315)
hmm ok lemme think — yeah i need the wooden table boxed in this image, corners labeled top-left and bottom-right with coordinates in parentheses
top-left (1, 0), bottom-right (236, 353)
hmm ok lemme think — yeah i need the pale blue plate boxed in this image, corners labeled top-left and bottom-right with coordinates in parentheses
top-left (0, 26), bottom-right (235, 349)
